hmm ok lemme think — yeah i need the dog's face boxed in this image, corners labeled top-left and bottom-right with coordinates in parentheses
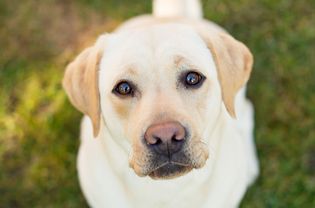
top-left (63, 24), bottom-right (253, 179)
top-left (99, 25), bottom-right (221, 179)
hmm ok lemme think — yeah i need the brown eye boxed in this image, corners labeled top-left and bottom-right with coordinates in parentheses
top-left (114, 81), bottom-right (133, 96)
top-left (184, 71), bottom-right (204, 88)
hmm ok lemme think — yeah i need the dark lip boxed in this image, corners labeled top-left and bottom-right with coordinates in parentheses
top-left (148, 161), bottom-right (193, 180)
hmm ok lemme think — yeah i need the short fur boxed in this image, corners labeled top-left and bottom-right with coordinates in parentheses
top-left (63, 0), bottom-right (259, 207)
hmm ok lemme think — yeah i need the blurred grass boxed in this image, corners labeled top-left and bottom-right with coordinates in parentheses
top-left (0, 0), bottom-right (314, 207)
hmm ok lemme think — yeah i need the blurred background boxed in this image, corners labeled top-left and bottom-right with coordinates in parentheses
top-left (0, 0), bottom-right (314, 207)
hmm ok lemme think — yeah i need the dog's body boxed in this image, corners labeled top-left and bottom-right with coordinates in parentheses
top-left (63, 0), bottom-right (259, 207)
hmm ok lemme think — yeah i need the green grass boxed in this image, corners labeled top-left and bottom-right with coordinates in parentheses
top-left (0, 0), bottom-right (314, 207)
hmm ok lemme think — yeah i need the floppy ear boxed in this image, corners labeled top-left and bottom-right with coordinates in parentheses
top-left (63, 40), bottom-right (105, 137)
top-left (202, 32), bottom-right (253, 117)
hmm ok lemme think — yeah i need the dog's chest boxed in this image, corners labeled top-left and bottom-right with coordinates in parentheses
top-left (122, 170), bottom-right (211, 208)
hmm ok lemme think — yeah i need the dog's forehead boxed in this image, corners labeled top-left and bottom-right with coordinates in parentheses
top-left (105, 24), bottom-right (210, 64)
top-left (99, 24), bottom-right (217, 85)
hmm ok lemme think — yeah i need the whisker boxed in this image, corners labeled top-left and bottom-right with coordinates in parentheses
top-left (150, 162), bottom-right (170, 172)
top-left (170, 161), bottom-right (191, 167)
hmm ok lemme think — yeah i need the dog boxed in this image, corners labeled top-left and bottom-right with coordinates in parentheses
top-left (63, 0), bottom-right (259, 207)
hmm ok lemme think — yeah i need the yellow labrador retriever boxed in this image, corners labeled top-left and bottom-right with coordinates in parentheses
top-left (63, 0), bottom-right (259, 207)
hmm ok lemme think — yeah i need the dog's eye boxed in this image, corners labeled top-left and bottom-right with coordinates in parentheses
top-left (182, 71), bottom-right (205, 88)
top-left (114, 81), bottom-right (133, 96)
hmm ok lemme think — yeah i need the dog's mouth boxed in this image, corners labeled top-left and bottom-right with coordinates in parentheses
top-left (130, 140), bottom-right (209, 179)
top-left (148, 161), bottom-right (193, 179)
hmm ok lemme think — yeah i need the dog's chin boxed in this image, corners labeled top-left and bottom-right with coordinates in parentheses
top-left (148, 163), bottom-right (193, 180)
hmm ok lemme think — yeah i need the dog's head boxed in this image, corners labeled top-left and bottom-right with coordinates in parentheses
top-left (63, 24), bottom-right (252, 179)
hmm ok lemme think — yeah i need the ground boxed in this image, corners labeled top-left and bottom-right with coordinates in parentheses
top-left (0, 0), bottom-right (314, 207)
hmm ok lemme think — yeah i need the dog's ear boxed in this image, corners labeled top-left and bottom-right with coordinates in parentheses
top-left (201, 32), bottom-right (253, 117)
top-left (63, 37), bottom-right (106, 137)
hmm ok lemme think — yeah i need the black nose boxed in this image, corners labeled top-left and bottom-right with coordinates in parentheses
top-left (144, 121), bottom-right (186, 156)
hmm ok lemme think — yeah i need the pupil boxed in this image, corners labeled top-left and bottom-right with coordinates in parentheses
top-left (187, 73), bottom-right (199, 85)
top-left (119, 83), bottom-right (130, 94)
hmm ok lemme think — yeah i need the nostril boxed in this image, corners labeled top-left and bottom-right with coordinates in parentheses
top-left (145, 135), bottom-right (163, 146)
top-left (171, 134), bottom-right (181, 142)
top-left (172, 132), bottom-right (185, 142)
top-left (152, 136), bottom-right (162, 146)
top-left (169, 133), bottom-right (185, 154)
